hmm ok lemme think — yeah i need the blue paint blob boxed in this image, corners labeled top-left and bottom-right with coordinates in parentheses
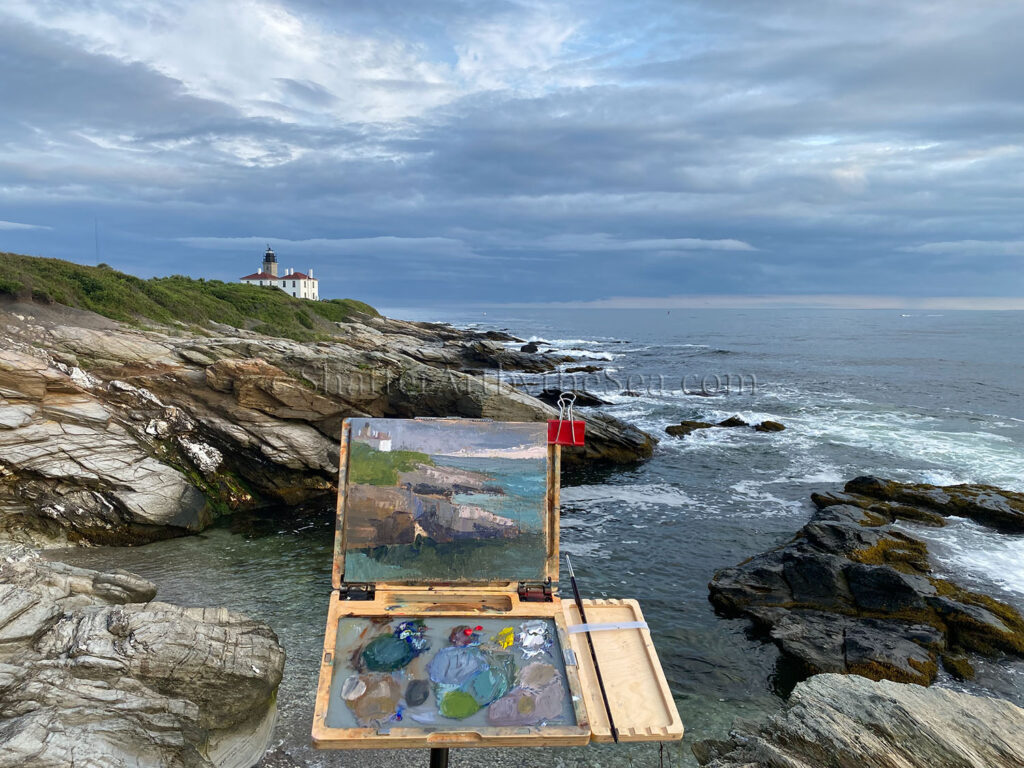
top-left (427, 646), bottom-right (488, 685)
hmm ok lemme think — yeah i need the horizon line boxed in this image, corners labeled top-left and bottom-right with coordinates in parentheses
top-left (379, 294), bottom-right (1024, 312)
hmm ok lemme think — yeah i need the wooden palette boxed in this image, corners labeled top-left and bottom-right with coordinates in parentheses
top-left (312, 589), bottom-right (590, 748)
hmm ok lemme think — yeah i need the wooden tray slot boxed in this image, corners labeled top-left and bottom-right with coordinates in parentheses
top-left (562, 599), bottom-right (683, 743)
top-left (377, 592), bottom-right (514, 613)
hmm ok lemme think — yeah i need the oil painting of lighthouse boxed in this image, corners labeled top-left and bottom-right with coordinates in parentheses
top-left (342, 419), bottom-right (549, 583)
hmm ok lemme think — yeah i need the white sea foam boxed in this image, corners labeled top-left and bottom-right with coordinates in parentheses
top-left (908, 519), bottom-right (1024, 600)
top-left (559, 540), bottom-right (610, 559)
top-left (554, 349), bottom-right (617, 360)
top-left (523, 336), bottom-right (610, 345)
top-left (728, 480), bottom-right (806, 515)
top-left (790, 411), bottom-right (1024, 492)
top-left (561, 483), bottom-right (697, 512)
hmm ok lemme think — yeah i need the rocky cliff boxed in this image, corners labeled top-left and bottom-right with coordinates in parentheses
top-left (693, 673), bottom-right (1024, 768)
top-left (0, 298), bottom-right (655, 547)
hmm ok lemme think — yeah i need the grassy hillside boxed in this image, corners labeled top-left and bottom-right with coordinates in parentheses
top-left (348, 441), bottom-right (434, 486)
top-left (0, 252), bottom-right (378, 341)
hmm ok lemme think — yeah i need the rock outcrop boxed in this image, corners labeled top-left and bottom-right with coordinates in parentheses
top-left (0, 542), bottom-right (285, 767)
top-left (831, 474), bottom-right (1024, 532)
top-left (665, 420), bottom-right (714, 437)
top-left (665, 416), bottom-right (785, 438)
top-left (693, 673), bottom-right (1024, 768)
top-left (534, 388), bottom-right (609, 408)
top-left (0, 300), bottom-right (655, 546)
top-left (709, 478), bottom-right (1024, 686)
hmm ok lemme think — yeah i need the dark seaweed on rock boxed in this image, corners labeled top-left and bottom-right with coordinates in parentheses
top-left (709, 477), bottom-right (1024, 687)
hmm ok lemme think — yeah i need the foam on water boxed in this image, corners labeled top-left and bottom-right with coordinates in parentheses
top-left (554, 349), bottom-right (617, 360)
top-left (561, 483), bottom-right (698, 512)
top-left (907, 519), bottom-right (1024, 601)
top-left (523, 336), bottom-right (612, 345)
top-left (790, 411), bottom-right (1024, 492)
top-left (728, 480), bottom-right (806, 516)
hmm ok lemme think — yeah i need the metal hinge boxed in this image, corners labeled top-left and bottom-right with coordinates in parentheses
top-left (517, 578), bottom-right (553, 602)
top-left (338, 583), bottom-right (375, 601)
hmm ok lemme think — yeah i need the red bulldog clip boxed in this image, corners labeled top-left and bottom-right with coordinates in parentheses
top-left (548, 392), bottom-right (586, 446)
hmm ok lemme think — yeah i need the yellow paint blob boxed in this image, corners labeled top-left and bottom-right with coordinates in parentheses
top-left (493, 626), bottom-right (515, 650)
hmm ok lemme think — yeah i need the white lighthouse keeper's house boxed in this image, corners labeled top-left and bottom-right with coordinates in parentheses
top-left (239, 245), bottom-right (319, 300)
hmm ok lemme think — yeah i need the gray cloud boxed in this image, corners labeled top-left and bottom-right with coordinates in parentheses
top-left (0, 0), bottom-right (1022, 305)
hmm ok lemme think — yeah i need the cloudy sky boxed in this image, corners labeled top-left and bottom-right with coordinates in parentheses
top-left (2, 0), bottom-right (1023, 307)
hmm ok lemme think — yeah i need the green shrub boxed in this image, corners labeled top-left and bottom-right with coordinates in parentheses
top-left (0, 277), bottom-right (24, 296)
top-left (31, 288), bottom-right (53, 304)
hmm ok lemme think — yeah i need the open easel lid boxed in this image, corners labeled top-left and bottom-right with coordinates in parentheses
top-left (332, 418), bottom-right (560, 590)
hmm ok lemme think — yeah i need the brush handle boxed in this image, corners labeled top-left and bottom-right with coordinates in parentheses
top-left (569, 573), bottom-right (619, 743)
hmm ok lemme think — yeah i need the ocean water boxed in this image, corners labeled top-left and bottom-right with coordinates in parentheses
top-left (53, 308), bottom-right (1024, 766)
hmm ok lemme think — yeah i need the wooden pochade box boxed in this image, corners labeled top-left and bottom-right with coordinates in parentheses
top-left (312, 418), bottom-right (683, 749)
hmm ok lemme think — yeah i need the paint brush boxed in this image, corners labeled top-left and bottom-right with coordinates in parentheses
top-left (565, 554), bottom-right (619, 743)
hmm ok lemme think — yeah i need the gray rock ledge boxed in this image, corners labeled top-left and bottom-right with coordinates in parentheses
top-left (694, 673), bottom-right (1024, 768)
top-left (0, 542), bottom-right (285, 768)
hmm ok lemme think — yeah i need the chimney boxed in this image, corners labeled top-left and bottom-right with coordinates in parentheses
top-left (308, 268), bottom-right (314, 278)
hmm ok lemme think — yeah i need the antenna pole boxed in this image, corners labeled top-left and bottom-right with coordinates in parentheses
top-left (566, 554), bottom-right (619, 742)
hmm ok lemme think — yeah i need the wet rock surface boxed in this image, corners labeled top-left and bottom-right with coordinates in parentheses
top-left (0, 542), bottom-right (285, 768)
top-left (665, 420), bottom-right (714, 437)
top-left (0, 301), bottom-right (654, 546)
top-left (693, 673), bottom-right (1024, 768)
top-left (839, 474), bottom-right (1024, 532)
top-left (665, 416), bottom-right (786, 438)
top-left (709, 477), bottom-right (1024, 686)
top-left (534, 388), bottom-right (610, 408)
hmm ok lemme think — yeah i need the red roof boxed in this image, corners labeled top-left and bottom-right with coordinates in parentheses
top-left (239, 271), bottom-right (318, 281)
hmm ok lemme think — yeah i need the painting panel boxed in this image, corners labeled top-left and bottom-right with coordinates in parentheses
top-left (343, 419), bottom-right (549, 583)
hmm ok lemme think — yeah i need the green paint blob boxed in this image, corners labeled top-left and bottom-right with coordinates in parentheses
top-left (439, 690), bottom-right (481, 719)
top-left (362, 635), bottom-right (415, 671)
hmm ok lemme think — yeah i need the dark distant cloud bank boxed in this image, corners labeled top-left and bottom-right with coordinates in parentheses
top-left (1, 1), bottom-right (1022, 306)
